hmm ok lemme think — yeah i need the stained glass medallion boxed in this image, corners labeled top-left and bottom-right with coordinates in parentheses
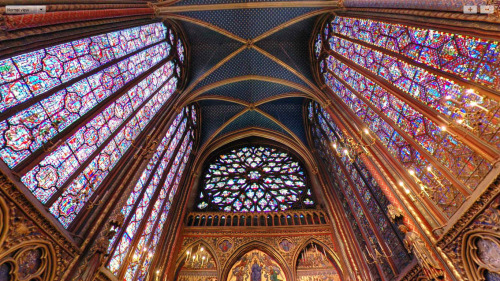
top-left (197, 146), bottom-right (314, 212)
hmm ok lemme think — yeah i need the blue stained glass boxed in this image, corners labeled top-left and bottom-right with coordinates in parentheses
top-left (197, 146), bottom-right (313, 212)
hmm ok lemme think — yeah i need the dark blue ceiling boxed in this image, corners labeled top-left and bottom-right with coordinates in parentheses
top-left (199, 80), bottom-right (299, 104)
top-left (172, 2), bottom-right (329, 147)
top-left (181, 21), bottom-right (242, 85)
top-left (192, 48), bottom-right (309, 92)
top-left (179, 8), bottom-right (320, 39)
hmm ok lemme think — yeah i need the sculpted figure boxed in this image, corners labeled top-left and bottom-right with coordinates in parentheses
top-left (399, 225), bottom-right (443, 280)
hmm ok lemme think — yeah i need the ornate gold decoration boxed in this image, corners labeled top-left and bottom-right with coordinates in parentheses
top-left (387, 204), bottom-right (404, 224)
top-left (0, 240), bottom-right (57, 281)
top-left (0, 174), bottom-right (79, 257)
top-left (438, 175), bottom-right (500, 249)
top-left (458, 198), bottom-right (500, 280)
top-left (0, 196), bottom-right (8, 248)
top-left (78, 213), bottom-right (125, 281)
top-left (463, 230), bottom-right (500, 281)
top-left (399, 225), bottom-right (444, 280)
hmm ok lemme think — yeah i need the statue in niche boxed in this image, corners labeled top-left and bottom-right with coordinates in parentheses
top-left (398, 225), bottom-right (444, 280)
top-left (387, 204), bottom-right (404, 224)
top-left (80, 213), bottom-right (124, 281)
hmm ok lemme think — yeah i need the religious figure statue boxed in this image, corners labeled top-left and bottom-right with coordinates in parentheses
top-left (251, 260), bottom-right (262, 281)
top-left (387, 204), bottom-right (404, 223)
top-left (398, 225), bottom-right (443, 280)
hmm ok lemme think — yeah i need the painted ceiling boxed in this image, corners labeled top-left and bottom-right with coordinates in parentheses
top-left (156, 1), bottom-right (342, 147)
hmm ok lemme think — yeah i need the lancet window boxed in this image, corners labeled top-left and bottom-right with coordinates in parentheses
top-left (315, 16), bottom-right (498, 217)
top-left (107, 105), bottom-right (196, 280)
top-left (308, 101), bottom-right (412, 279)
top-left (196, 146), bottom-right (314, 212)
top-left (0, 21), bottom-right (186, 228)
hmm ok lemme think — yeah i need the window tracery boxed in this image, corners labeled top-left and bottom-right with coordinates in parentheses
top-left (0, 21), bottom-right (186, 229)
top-left (308, 101), bottom-right (411, 279)
top-left (316, 16), bottom-right (498, 217)
top-left (197, 146), bottom-right (314, 213)
top-left (107, 105), bottom-right (196, 279)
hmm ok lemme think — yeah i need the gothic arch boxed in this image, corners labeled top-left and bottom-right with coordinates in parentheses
top-left (0, 197), bottom-right (8, 248)
top-left (0, 240), bottom-right (57, 281)
top-left (293, 238), bottom-right (344, 279)
top-left (173, 239), bottom-right (220, 280)
top-left (222, 241), bottom-right (292, 281)
top-left (462, 229), bottom-right (500, 281)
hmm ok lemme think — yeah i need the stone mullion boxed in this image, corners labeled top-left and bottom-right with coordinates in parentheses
top-left (322, 148), bottom-right (389, 279)
top-left (326, 42), bottom-right (499, 165)
top-left (321, 101), bottom-right (462, 281)
top-left (0, 18), bottom-right (158, 58)
top-left (305, 104), bottom-right (372, 281)
top-left (131, 142), bottom-right (191, 281)
top-left (325, 66), bottom-right (462, 214)
top-left (41, 72), bottom-right (176, 210)
top-left (153, 152), bottom-right (198, 281)
top-left (106, 115), bottom-right (186, 256)
top-left (330, 32), bottom-right (500, 102)
top-left (117, 128), bottom-right (189, 280)
top-left (16, 53), bottom-right (174, 179)
top-left (327, 62), bottom-right (473, 194)
top-left (323, 89), bottom-right (447, 225)
top-left (308, 122), bottom-right (375, 281)
top-left (312, 109), bottom-right (386, 280)
top-left (15, 49), bottom-right (174, 175)
top-left (317, 109), bottom-right (410, 258)
top-left (314, 101), bottom-right (432, 231)
top-left (322, 103), bottom-right (461, 280)
top-left (327, 52), bottom-right (482, 196)
top-left (0, 39), bottom-right (168, 122)
top-left (314, 112), bottom-right (399, 277)
top-left (62, 96), bottom-right (179, 281)
top-left (151, 106), bottom-right (200, 280)
top-left (96, 101), bottom-right (181, 272)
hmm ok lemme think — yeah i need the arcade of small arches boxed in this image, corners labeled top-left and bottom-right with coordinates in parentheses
top-left (0, 1), bottom-right (499, 281)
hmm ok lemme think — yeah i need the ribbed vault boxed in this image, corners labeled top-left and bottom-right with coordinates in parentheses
top-left (154, 0), bottom-right (342, 148)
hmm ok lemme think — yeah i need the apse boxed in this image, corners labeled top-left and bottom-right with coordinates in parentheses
top-left (0, 1), bottom-right (499, 281)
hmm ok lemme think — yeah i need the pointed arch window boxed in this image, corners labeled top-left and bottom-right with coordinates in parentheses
top-left (106, 105), bottom-right (196, 279)
top-left (0, 21), bottom-right (186, 228)
top-left (307, 101), bottom-right (411, 279)
top-left (315, 15), bottom-right (498, 217)
top-left (196, 146), bottom-right (314, 212)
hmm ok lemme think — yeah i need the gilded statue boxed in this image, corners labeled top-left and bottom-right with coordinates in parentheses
top-left (398, 225), bottom-right (443, 280)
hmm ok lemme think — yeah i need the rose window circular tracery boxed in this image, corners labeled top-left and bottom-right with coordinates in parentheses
top-left (197, 146), bottom-right (314, 212)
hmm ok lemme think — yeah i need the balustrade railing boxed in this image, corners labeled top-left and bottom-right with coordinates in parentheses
top-left (185, 209), bottom-right (329, 227)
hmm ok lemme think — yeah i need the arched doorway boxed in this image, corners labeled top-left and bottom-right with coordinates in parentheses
top-left (228, 250), bottom-right (287, 281)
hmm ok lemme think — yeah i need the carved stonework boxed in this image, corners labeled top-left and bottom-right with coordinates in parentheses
top-left (398, 262), bottom-right (423, 281)
top-left (441, 194), bottom-right (500, 280)
top-left (438, 175), bottom-right (500, 249)
top-left (0, 173), bottom-right (79, 257)
top-left (0, 196), bottom-right (73, 280)
top-left (176, 230), bottom-right (338, 280)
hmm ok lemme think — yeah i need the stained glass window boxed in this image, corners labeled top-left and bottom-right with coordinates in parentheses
top-left (316, 16), bottom-right (496, 217)
top-left (197, 146), bottom-right (314, 212)
top-left (330, 16), bottom-right (500, 92)
top-left (307, 101), bottom-right (411, 279)
top-left (107, 105), bottom-right (196, 279)
top-left (327, 16), bottom-right (500, 152)
top-left (0, 21), bottom-right (185, 229)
